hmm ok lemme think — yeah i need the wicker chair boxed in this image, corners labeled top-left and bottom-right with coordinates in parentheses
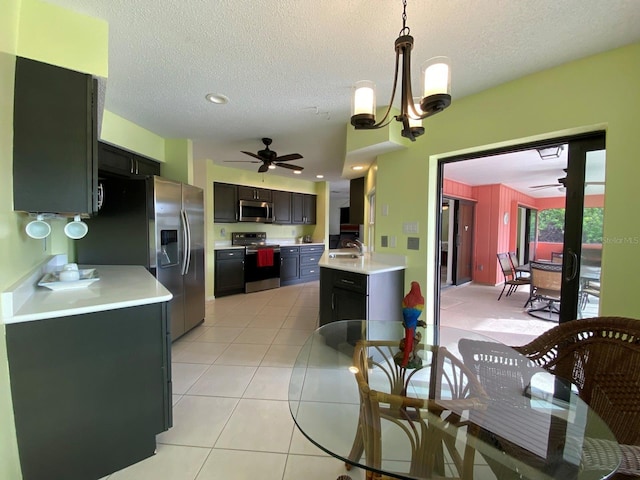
top-left (497, 253), bottom-right (530, 301)
top-left (514, 317), bottom-right (640, 478)
top-left (347, 340), bottom-right (488, 480)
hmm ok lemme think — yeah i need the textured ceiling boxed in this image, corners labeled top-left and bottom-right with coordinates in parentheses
top-left (44, 0), bottom-right (640, 195)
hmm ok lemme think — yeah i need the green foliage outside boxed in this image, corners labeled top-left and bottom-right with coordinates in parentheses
top-left (537, 208), bottom-right (603, 243)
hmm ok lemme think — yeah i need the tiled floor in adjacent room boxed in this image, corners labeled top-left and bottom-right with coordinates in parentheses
top-left (105, 280), bottom-right (596, 479)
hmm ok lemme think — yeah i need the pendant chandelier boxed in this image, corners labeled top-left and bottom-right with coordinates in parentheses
top-left (350, 0), bottom-right (452, 142)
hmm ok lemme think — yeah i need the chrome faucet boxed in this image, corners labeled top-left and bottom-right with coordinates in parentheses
top-left (344, 238), bottom-right (364, 255)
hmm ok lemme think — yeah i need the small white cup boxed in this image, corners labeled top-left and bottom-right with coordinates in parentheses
top-left (25, 215), bottom-right (51, 239)
top-left (59, 269), bottom-right (80, 282)
top-left (63, 263), bottom-right (79, 271)
top-left (64, 215), bottom-right (89, 240)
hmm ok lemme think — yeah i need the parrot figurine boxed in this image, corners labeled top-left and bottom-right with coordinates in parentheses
top-left (398, 281), bottom-right (425, 368)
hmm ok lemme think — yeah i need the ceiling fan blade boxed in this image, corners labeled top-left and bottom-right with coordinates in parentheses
top-left (529, 183), bottom-right (561, 189)
top-left (224, 160), bottom-right (261, 164)
top-left (258, 164), bottom-right (269, 173)
top-left (274, 153), bottom-right (303, 162)
top-left (241, 151), bottom-right (264, 161)
top-left (276, 162), bottom-right (303, 171)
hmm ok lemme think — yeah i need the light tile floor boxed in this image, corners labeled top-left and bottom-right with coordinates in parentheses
top-left (106, 281), bottom-right (367, 480)
top-left (105, 280), bottom-right (598, 480)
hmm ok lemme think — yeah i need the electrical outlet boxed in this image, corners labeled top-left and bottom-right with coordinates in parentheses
top-left (382, 204), bottom-right (389, 216)
top-left (220, 228), bottom-right (226, 236)
top-left (390, 236), bottom-right (397, 248)
top-left (407, 237), bottom-right (419, 250)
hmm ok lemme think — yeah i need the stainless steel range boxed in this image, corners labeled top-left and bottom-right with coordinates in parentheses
top-left (232, 232), bottom-right (281, 293)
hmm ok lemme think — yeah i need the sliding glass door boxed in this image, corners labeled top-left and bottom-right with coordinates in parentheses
top-left (559, 133), bottom-right (606, 322)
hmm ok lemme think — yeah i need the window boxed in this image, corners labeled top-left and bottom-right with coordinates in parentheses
top-left (537, 207), bottom-right (603, 243)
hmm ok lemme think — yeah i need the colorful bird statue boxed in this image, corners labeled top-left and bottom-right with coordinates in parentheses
top-left (398, 281), bottom-right (425, 368)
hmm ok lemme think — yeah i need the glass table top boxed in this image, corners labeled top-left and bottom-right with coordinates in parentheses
top-left (288, 320), bottom-right (621, 480)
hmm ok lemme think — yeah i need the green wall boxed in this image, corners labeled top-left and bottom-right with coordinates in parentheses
top-left (355, 43), bottom-right (640, 321)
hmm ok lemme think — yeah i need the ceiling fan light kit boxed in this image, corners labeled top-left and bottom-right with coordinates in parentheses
top-left (536, 145), bottom-right (564, 160)
top-left (350, 0), bottom-right (451, 142)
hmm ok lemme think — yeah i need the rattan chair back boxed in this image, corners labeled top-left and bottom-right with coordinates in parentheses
top-left (348, 340), bottom-right (487, 480)
top-left (514, 317), bottom-right (640, 446)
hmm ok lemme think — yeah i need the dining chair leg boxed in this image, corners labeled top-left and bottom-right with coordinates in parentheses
top-left (498, 284), bottom-right (507, 300)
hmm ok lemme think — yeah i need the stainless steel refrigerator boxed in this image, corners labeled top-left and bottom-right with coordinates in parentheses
top-left (77, 175), bottom-right (205, 340)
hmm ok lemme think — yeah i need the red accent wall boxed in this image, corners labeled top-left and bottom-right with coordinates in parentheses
top-left (443, 180), bottom-right (604, 285)
top-left (443, 179), bottom-right (475, 201)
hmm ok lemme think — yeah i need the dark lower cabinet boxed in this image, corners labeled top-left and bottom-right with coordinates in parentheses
top-left (280, 246), bottom-right (300, 285)
top-left (214, 249), bottom-right (245, 296)
top-left (6, 302), bottom-right (171, 480)
top-left (319, 267), bottom-right (405, 327)
top-left (281, 245), bottom-right (324, 286)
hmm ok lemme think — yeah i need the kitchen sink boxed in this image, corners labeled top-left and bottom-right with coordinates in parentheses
top-left (328, 252), bottom-right (363, 259)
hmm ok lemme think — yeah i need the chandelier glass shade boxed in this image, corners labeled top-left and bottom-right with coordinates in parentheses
top-left (350, 1), bottom-right (452, 141)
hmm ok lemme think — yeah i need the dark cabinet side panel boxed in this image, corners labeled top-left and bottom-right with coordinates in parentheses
top-left (13, 57), bottom-right (97, 214)
top-left (6, 303), bottom-right (170, 480)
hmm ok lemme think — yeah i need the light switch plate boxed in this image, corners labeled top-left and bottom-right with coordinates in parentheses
top-left (381, 235), bottom-right (388, 247)
top-left (390, 236), bottom-right (397, 248)
top-left (407, 237), bottom-right (419, 250)
top-left (402, 222), bottom-right (419, 234)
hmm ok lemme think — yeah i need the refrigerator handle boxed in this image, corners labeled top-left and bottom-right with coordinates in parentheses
top-left (181, 209), bottom-right (191, 275)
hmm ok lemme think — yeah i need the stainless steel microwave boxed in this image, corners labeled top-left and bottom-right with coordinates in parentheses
top-left (239, 199), bottom-right (274, 223)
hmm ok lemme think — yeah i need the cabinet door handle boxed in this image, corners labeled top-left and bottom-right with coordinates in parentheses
top-left (130, 158), bottom-right (134, 174)
top-left (341, 279), bottom-right (355, 285)
top-left (331, 293), bottom-right (335, 310)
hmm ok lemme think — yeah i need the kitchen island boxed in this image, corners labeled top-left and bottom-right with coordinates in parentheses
top-left (318, 250), bottom-right (406, 328)
top-left (1, 257), bottom-right (173, 480)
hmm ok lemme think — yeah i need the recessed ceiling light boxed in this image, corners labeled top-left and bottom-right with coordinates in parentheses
top-left (316, 174), bottom-right (324, 179)
top-left (205, 93), bottom-right (229, 104)
top-left (293, 170), bottom-right (302, 175)
top-left (351, 165), bottom-right (364, 171)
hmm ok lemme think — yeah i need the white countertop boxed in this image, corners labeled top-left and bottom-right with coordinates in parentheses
top-left (318, 250), bottom-right (406, 274)
top-left (1, 257), bottom-right (172, 324)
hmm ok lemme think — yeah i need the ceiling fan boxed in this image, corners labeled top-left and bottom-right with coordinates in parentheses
top-left (225, 138), bottom-right (304, 173)
top-left (529, 169), bottom-right (604, 190)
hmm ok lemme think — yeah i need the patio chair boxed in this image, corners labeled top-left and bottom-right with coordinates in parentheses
top-left (514, 317), bottom-right (640, 478)
top-left (580, 279), bottom-right (601, 310)
top-left (551, 251), bottom-right (563, 263)
top-left (508, 251), bottom-right (530, 279)
top-left (525, 261), bottom-right (562, 318)
top-left (497, 253), bottom-right (530, 301)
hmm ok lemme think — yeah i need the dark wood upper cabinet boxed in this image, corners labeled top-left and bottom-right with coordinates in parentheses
top-left (292, 193), bottom-right (316, 224)
top-left (13, 57), bottom-right (98, 215)
top-left (272, 190), bottom-right (292, 224)
top-left (237, 186), bottom-right (272, 202)
top-left (98, 142), bottom-right (160, 178)
top-left (213, 182), bottom-right (238, 223)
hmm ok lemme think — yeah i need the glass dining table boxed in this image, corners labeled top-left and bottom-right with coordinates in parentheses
top-left (288, 320), bottom-right (621, 480)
